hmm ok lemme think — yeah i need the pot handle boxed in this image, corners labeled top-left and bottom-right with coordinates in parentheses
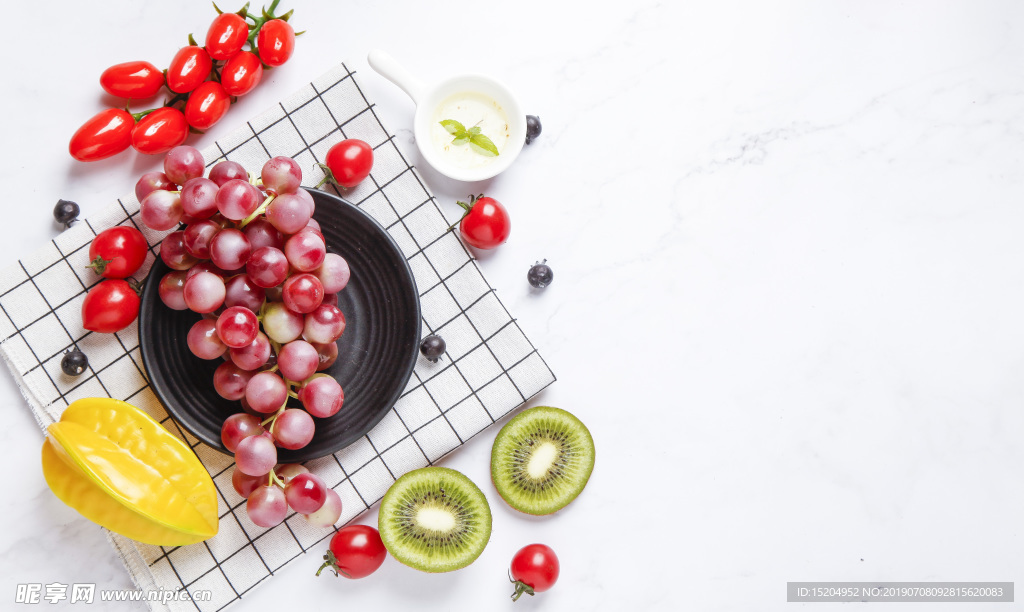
top-left (368, 50), bottom-right (426, 105)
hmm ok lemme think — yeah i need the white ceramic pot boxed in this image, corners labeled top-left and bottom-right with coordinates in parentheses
top-left (368, 49), bottom-right (526, 182)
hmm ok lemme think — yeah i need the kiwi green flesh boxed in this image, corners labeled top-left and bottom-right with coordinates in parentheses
top-left (491, 406), bottom-right (595, 515)
top-left (378, 467), bottom-right (492, 573)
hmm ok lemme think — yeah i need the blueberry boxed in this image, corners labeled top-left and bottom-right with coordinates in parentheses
top-left (527, 260), bottom-right (553, 288)
top-left (60, 348), bottom-right (89, 377)
top-left (53, 199), bottom-right (80, 228)
top-left (525, 115), bottom-right (542, 145)
top-left (419, 334), bottom-right (446, 363)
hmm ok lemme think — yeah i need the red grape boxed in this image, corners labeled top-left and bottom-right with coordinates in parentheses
top-left (230, 331), bottom-right (271, 370)
top-left (232, 467), bottom-right (264, 498)
top-left (316, 253), bottom-right (350, 293)
top-left (140, 189), bottom-right (183, 231)
top-left (182, 219), bottom-right (221, 258)
top-left (183, 271), bottom-right (226, 313)
top-left (216, 179), bottom-right (262, 220)
top-left (180, 177), bottom-right (220, 219)
top-left (245, 371), bottom-right (288, 413)
top-left (262, 301), bottom-right (304, 343)
top-left (209, 160), bottom-right (248, 187)
top-left (187, 318), bottom-right (227, 359)
top-left (159, 231), bottom-right (199, 270)
top-left (284, 472), bottom-right (326, 513)
top-left (235, 433), bottom-right (277, 477)
top-left (210, 228), bottom-right (251, 270)
top-left (246, 246), bottom-right (289, 288)
top-left (300, 375), bottom-right (344, 418)
top-left (273, 408), bottom-right (316, 450)
top-left (216, 306), bottom-right (259, 348)
top-left (135, 171), bottom-right (175, 202)
top-left (164, 145), bottom-right (205, 185)
top-left (312, 341), bottom-right (339, 371)
top-left (265, 192), bottom-right (312, 234)
top-left (283, 273), bottom-right (324, 313)
top-left (158, 271), bottom-right (188, 310)
top-left (285, 229), bottom-right (326, 272)
top-left (247, 483), bottom-right (288, 527)
top-left (224, 274), bottom-right (266, 312)
top-left (276, 463), bottom-right (309, 484)
top-left (303, 304), bottom-right (346, 344)
top-left (213, 361), bottom-right (254, 400)
top-left (243, 217), bottom-right (285, 251)
top-left (221, 413), bottom-right (264, 452)
top-left (261, 156), bottom-right (302, 195)
top-left (302, 488), bottom-right (342, 527)
top-left (278, 340), bottom-right (318, 381)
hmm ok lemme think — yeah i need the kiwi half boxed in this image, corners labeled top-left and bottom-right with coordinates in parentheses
top-left (378, 466), bottom-right (492, 573)
top-left (491, 406), bottom-right (595, 515)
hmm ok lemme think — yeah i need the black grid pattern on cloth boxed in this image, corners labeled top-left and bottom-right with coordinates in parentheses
top-left (1, 63), bottom-right (555, 612)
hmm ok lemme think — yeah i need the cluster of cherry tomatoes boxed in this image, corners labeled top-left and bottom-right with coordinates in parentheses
top-left (69, 1), bottom-right (298, 162)
top-left (81, 226), bottom-right (149, 333)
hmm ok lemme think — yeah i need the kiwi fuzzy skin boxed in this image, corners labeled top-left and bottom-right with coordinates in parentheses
top-left (490, 406), bottom-right (596, 515)
top-left (377, 466), bottom-right (492, 573)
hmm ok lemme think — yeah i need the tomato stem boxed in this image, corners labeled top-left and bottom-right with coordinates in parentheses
top-left (315, 550), bottom-right (353, 578)
top-left (130, 109), bottom-right (157, 121)
top-left (509, 577), bottom-right (536, 602)
top-left (86, 256), bottom-right (113, 276)
top-left (164, 92), bottom-right (189, 108)
top-left (126, 277), bottom-right (145, 297)
top-left (314, 163), bottom-right (337, 189)
top-left (447, 194), bottom-right (482, 232)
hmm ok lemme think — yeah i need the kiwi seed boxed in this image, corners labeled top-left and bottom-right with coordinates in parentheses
top-left (378, 466), bottom-right (492, 572)
top-left (491, 405), bottom-right (595, 515)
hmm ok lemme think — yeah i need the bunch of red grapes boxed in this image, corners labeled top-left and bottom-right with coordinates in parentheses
top-left (138, 145), bottom-right (348, 528)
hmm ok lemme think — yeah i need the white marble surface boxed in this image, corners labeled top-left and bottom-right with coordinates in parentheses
top-left (2, 0), bottom-right (1024, 609)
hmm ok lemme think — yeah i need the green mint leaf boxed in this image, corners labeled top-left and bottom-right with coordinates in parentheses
top-left (440, 119), bottom-right (466, 136)
top-left (451, 135), bottom-right (471, 146)
top-left (468, 126), bottom-right (482, 136)
top-left (470, 133), bottom-right (500, 157)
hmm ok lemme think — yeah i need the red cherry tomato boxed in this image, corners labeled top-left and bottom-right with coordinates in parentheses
top-left (221, 52), bottom-right (263, 96)
top-left (132, 107), bottom-right (188, 155)
top-left (510, 544), bottom-right (559, 601)
top-left (457, 195), bottom-right (510, 250)
top-left (205, 12), bottom-right (249, 60)
top-left (257, 19), bottom-right (295, 67)
top-left (100, 61), bottom-right (164, 99)
top-left (167, 45), bottom-right (212, 93)
top-left (316, 525), bottom-right (387, 579)
top-left (323, 139), bottom-right (373, 188)
top-left (69, 109), bottom-right (134, 162)
top-left (185, 81), bottom-right (231, 130)
top-left (88, 227), bottom-right (148, 279)
top-left (82, 280), bottom-right (141, 333)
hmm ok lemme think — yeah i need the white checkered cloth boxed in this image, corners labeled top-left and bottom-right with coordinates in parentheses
top-left (1, 63), bottom-right (554, 612)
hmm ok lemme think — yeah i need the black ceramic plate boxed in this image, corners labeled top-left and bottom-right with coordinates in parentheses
top-left (139, 188), bottom-right (421, 461)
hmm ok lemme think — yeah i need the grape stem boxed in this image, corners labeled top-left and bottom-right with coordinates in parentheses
top-left (267, 469), bottom-right (286, 489)
top-left (239, 193), bottom-right (276, 228)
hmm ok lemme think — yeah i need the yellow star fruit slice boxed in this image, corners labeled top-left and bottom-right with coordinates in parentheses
top-left (41, 398), bottom-right (218, 546)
